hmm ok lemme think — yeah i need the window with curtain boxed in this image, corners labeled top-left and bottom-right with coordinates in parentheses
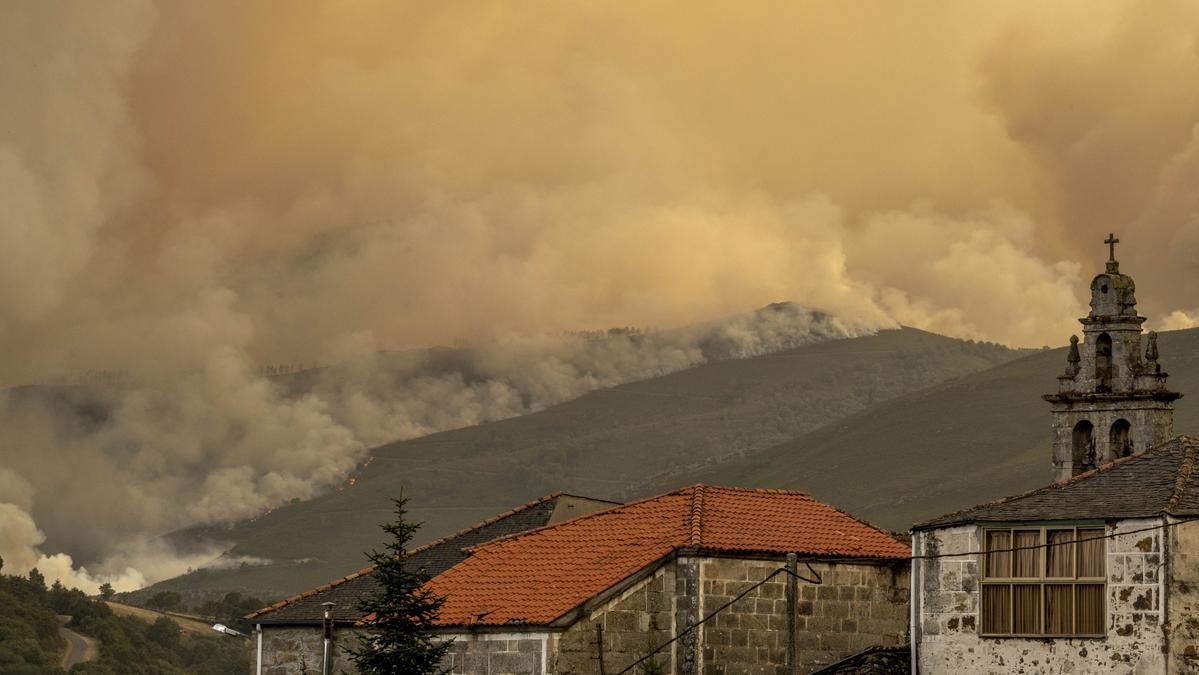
top-left (980, 526), bottom-right (1105, 637)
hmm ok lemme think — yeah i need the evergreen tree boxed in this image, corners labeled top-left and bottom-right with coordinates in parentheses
top-left (99, 582), bottom-right (116, 600)
top-left (349, 496), bottom-right (451, 675)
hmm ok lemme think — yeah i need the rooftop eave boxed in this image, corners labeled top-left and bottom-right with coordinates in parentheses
top-left (1042, 390), bottom-right (1182, 404)
top-left (1079, 315), bottom-right (1146, 327)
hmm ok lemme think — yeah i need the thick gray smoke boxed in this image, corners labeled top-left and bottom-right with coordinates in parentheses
top-left (3, 1), bottom-right (1199, 590)
top-left (0, 305), bottom-right (870, 591)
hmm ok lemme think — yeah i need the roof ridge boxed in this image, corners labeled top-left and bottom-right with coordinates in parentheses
top-left (703, 485), bottom-right (811, 498)
top-left (245, 491), bottom-right (565, 621)
top-left (1166, 440), bottom-right (1199, 513)
top-left (688, 484), bottom-right (706, 547)
top-left (461, 487), bottom-right (699, 552)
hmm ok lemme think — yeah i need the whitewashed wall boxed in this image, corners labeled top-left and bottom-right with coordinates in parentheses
top-left (915, 519), bottom-right (1166, 674)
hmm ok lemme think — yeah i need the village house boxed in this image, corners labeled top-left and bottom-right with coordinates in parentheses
top-left (248, 485), bottom-right (911, 674)
top-left (425, 485), bottom-right (909, 674)
top-left (912, 237), bottom-right (1199, 673)
top-left (246, 492), bottom-right (618, 674)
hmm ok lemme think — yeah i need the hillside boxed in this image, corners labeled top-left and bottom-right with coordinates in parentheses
top-left (143, 328), bottom-right (1020, 598)
top-left (0, 570), bottom-right (248, 674)
top-left (677, 327), bottom-right (1199, 531)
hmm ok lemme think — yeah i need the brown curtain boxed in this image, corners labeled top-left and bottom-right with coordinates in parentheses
top-left (1013, 584), bottom-right (1040, 633)
top-left (1077, 528), bottom-right (1105, 578)
top-left (986, 531), bottom-right (1012, 577)
top-left (1014, 530), bottom-right (1040, 578)
top-left (983, 585), bottom-right (1011, 634)
top-left (1076, 584), bottom-right (1105, 634)
top-left (1047, 530), bottom-right (1074, 577)
top-left (1045, 584), bottom-right (1073, 634)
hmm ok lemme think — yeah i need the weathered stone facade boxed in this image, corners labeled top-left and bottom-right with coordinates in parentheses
top-left (915, 519), bottom-right (1170, 673)
top-left (441, 632), bottom-right (553, 675)
top-left (258, 625), bottom-right (360, 675)
top-left (435, 554), bottom-right (908, 675)
top-left (696, 557), bottom-right (908, 674)
top-left (1167, 517), bottom-right (1199, 670)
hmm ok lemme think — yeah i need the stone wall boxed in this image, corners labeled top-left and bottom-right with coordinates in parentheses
top-left (258, 554), bottom-right (909, 675)
top-left (553, 564), bottom-right (676, 674)
top-left (258, 626), bottom-right (359, 675)
top-left (1051, 402), bottom-right (1176, 478)
top-left (1168, 517), bottom-right (1199, 671)
top-left (697, 556), bottom-right (909, 674)
top-left (440, 632), bottom-right (552, 675)
top-left (917, 519), bottom-right (1167, 673)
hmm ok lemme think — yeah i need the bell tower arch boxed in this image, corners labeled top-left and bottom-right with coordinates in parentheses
top-left (1043, 234), bottom-right (1181, 481)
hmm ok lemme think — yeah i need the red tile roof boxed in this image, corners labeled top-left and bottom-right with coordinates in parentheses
top-left (246, 492), bottom-right (569, 622)
top-left (424, 485), bottom-right (908, 627)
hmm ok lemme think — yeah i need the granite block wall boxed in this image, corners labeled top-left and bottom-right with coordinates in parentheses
top-left (697, 556), bottom-right (909, 675)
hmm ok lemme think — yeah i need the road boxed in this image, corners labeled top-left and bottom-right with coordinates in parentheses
top-left (57, 616), bottom-right (98, 670)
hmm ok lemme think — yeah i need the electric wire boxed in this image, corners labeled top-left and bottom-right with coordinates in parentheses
top-left (612, 563), bottom-right (821, 675)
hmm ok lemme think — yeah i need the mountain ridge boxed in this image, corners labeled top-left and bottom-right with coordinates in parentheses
top-left (133, 326), bottom-right (1020, 601)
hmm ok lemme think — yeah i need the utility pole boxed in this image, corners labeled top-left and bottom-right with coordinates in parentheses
top-left (596, 623), bottom-right (607, 675)
top-left (786, 553), bottom-right (798, 675)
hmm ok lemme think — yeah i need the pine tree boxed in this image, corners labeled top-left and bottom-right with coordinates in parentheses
top-left (349, 496), bottom-right (451, 675)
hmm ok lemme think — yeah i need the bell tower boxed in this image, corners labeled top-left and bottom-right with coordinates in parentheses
top-left (1043, 234), bottom-right (1181, 482)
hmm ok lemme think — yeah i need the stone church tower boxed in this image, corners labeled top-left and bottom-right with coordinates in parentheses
top-left (1043, 234), bottom-right (1181, 482)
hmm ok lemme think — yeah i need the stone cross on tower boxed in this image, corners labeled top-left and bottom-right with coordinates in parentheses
top-left (1043, 235), bottom-right (1181, 481)
top-left (1104, 232), bottom-right (1121, 273)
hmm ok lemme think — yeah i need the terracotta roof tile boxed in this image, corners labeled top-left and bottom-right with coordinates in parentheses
top-left (247, 492), bottom-right (579, 623)
top-left (425, 485), bottom-right (907, 627)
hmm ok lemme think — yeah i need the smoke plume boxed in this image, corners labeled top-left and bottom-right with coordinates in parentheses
top-left (3, 1), bottom-right (1199, 590)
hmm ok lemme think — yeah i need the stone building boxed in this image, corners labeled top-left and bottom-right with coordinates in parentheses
top-left (912, 436), bottom-right (1199, 673)
top-left (911, 238), bottom-right (1199, 673)
top-left (1044, 234), bottom-right (1180, 482)
top-left (248, 485), bottom-right (910, 674)
top-left (426, 485), bottom-right (909, 674)
top-left (245, 492), bottom-right (618, 674)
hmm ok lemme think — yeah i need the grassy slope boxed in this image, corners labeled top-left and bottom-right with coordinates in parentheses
top-left (152, 328), bottom-right (1019, 597)
top-left (678, 328), bottom-right (1199, 532)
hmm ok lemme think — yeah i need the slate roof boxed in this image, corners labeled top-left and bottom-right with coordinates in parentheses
top-left (813, 645), bottom-right (909, 674)
top-left (914, 435), bottom-right (1199, 530)
top-left (424, 484), bottom-right (909, 627)
top-left (247, 493), bottom-right (615, 624)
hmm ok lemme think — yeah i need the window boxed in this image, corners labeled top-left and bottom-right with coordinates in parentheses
top-left (980, 526), bottom-right (1105, 637)
top-left (1095, 333), bottom-right (1113, 390)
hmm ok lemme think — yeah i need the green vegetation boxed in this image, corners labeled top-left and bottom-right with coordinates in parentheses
top-left (193, 592), bottom-right (266, 626)
top-left (0, 567), bottom-right (249, 674)
top-left (349, 497), bottom-right (450, 675)
top-left (0, 563), bottom-right (63, 673)
top-left (142, 327), bottom-right (1024, 598)
top-left (144, 591), bottom-right (182, 612)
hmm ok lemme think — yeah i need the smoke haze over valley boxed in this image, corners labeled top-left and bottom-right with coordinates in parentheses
top-left (4, 1), bottom-right (1199, 592)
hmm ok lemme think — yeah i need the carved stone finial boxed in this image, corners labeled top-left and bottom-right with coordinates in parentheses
top-left (1146, 331), bottom-right (1160, 373)
top-left (1065, 334), bottom-right (1081, 377)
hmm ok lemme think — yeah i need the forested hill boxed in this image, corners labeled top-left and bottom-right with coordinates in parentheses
top-left (147, 327), bottom-right (1022, 598)
top-left (681, 327), bottom-right (1199, 532)
top-left (0, 566), bottom-right (248, 674)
